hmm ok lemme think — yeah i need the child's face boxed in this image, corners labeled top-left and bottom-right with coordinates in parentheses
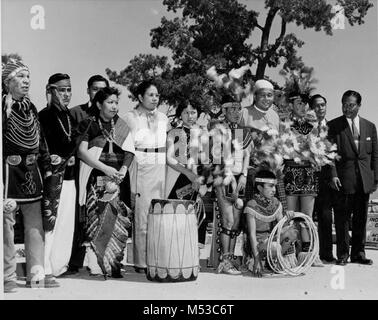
top-left (224, 105), bottom-right (242, 124)
top-left (258, 183), bottom-right (276, 199)
top-left (181, 104), bottom-right (198, 128)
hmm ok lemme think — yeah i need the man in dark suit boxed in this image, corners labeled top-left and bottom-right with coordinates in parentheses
top-left (310, 94), bottom-right (336, 263)
top-left (69, 74), bottom-right (109, 127)
top-left (328, 90), bottom-right (378, 266)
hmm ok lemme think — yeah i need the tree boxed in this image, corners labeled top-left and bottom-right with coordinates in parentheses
top-left (107, 0), bottom-right (373, 109)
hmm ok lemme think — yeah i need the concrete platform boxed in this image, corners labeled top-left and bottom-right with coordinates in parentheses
top-left (5, 246), bottom-right (378, 300)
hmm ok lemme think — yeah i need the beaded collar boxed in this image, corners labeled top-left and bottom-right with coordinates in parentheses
top-left (291, 116), bottom-right (313, 135)
top-left (255, 193), bottom-right (273, 208)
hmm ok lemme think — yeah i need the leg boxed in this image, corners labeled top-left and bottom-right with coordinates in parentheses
top-left (317, 190), bottom-right (334, 260)
top-left (20, 201), bottom-right (45, 282)
top-left (351, 192), bottom-right (370, 260)
top-left (44, 230), bottom-right (54, 276)
top-left (67, 205), bottom-right (86, 272)
top-left (3, 205), bottom-right (17, 290)
top-left (49, 180), bottom-right (76, 276)
top-left (215, 187), bottom-right (241, 275)
top-left (333, 192), bottom-right (352, 260)
top-left (299, 196), bottom-right (315, 217)
top-left (216, 186), bottom-right (234, 257)
top-left (286, 195), bottom-right (299, 212)
top-left (229, 204), bottom-right (242, 258)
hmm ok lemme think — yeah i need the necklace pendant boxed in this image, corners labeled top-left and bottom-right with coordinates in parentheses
top-left (109, 141), bottom-right (113, 154)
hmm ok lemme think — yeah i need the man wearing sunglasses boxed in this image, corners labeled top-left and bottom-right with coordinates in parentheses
top-left (328, 90), bottom-right (378, 266)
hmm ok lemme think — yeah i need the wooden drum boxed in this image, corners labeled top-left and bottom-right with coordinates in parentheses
top-left (147, 199), bottom-right (199, 282)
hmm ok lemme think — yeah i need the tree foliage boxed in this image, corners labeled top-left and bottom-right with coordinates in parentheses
top-left (107, 0), bottom-right (373, 109)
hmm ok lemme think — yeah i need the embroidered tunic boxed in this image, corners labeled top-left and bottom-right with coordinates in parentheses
top-left (2, 95), bottom-right (51, 201)
top-left (283, 118), bottom-right (318, 196)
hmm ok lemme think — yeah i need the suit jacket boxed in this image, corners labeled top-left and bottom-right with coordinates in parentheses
top-left (70, 102), bottom-right (97, 128)
top-left (328, 115), bottom-right (378, 194)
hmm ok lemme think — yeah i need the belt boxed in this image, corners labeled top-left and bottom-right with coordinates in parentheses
top-left (50, 155), bottom-right (76, 166)
top-left (6, 154), bottom-right (37, 166)
top-left (135, 147), bottom-right (166, 153)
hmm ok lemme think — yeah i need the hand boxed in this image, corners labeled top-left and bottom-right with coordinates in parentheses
top-left (104, 166), bottom-right (120, 180)
top-left (235, 174), bottom-right (246, 194)
top-left (44, 171), bottom-right (52, 179)
top-left (118, 166), bottom-right (128, 180)
top-left (252, 256), bottom-right (263, 278)
top-left (5, 93), bottom-right (14, 118)
top-left (286, 210), bottom-right (295, 220)
top-left (330, 177), bottom-right (342, 191)
top-left (4, 198), bottom-right (17, 214)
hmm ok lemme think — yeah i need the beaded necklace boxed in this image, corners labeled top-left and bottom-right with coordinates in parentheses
top-left (98, 117), bottom-right (115, 142)
top-left (4, 97), bottom-right (40, 150)
top-left (57, 113), bottom-right (72, 142)
top-left (98, 117), bottom-right (116, 153)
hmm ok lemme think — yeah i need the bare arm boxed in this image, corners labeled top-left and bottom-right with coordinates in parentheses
top-left (77, 141), bottom-right (119, 179)
top-left (246, 214), bottom-right (259, 259)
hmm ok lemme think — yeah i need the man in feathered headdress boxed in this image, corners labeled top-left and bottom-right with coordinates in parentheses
top-left (2, 59), bottom-right (59, 292)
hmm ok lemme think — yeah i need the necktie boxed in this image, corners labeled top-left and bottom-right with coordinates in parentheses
top-left (352, 119), bottom-right (359, 148)
top-left (318, 120), bottom-right (322, 137)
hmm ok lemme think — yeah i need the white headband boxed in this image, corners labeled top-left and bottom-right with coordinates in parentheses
top-left (255, 178), bottom-right (277, 184)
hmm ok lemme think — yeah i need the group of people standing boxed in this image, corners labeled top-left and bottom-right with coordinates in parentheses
top-left (2, 59), bottom-right (377, 293)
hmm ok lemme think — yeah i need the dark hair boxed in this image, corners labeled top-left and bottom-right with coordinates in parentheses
top-left (288, 92), bottom-right (309, 105)
top-left (254, 170), bottom-right (277, 193)
top-left (134, 80), bottom-right (158, 100)
top-left (309, 94), bottom-right (327, 109)
top-left (341, 90), bottom-right (361, 105)
top-left (175, 101), bottom-right (201, 118)
top-left (87, 75), bottom-right (109, 88)
top-left (48, 73), bottom-right (70, 85)
top-left (220, 93), bottom-right (237, 105)
top-left (93, 86), bottom-right (121, 107)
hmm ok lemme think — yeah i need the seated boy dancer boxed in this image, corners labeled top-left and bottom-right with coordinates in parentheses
top-left (213, 95), bottom-right (253, 275)
top-left (244, 170), bottom-right (295, 277)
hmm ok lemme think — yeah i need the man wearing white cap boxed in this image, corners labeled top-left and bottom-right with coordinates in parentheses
top-left (239, 80), bottom-right (286, 210)
top-left (239, 79), bottom-right (279, 132)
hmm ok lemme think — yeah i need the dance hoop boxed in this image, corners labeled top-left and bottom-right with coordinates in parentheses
top-left (267, 212), bottom-right (319, 276)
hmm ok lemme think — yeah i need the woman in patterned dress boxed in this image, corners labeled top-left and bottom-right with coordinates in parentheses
top-left (77, 87), bottom-right (134, 278)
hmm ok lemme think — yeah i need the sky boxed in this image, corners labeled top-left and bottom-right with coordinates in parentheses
top-left (1, 0), bottom-right (378, 123)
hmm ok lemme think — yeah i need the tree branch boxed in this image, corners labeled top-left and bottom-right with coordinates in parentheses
top-left (255, 23), bottom-right (264, 31)
top-left (271, 16), bottom-right (287, 52)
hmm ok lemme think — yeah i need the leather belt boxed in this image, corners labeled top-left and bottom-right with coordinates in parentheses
top-left (6, 154), bottom-right (37, 166)
top-left (50, 155), bottom-right (76, 166)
